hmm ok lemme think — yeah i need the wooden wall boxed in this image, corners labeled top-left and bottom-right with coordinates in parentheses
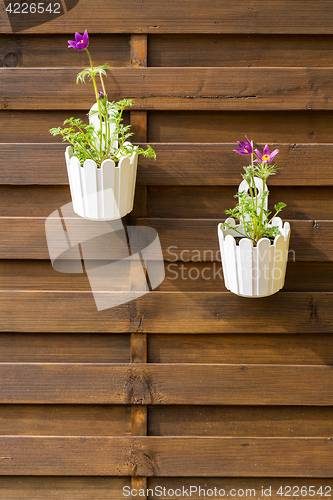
top-left (0, 1), bottom-right (333, 497)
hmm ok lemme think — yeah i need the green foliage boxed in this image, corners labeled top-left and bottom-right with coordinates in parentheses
top-left (76, 64), bottom-right (113, 84)
top-left (222, 147), bottom-right (286, 245)
top-left (50, 99), bottom-right (156, 168)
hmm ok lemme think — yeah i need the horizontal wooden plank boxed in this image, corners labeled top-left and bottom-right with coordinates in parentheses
top-left (0, 405), bottom-right (130, 436)
top-left (1, 143), bottom-right (333, 185)
top-left (0, 34), bottom-right (130, 67)
top-left (0, 184), bottom-right (330, 235)
top-left (0, 185), bottom-right (147, 218)
top-left (148, 110), bottom-right (333, 143)
top-left (148, 478), bottom-right (333, 500)
top-left (0, 217), bottom-right (332, 261)
top-left (149, 34), bottom-right (333, 67)
top-left (0, 436), bottom-right (331, 476)
top-left (2, 68), bottom-right (333, 110)
top-left (0, 110), bottom-right (130, 143)
top-left (1, 110), bottom-right (332, 144)
top-left (0, 477), bottom-right (129, 499)
top-left (0, 184), bottom-right (331, 220)
top-left (148, 334), bottom-right (333, 365)
top-left (147, 186), bottom-right (333, 219)
top-left (149, 406), bottom-right (333, 437)
top-left (0, 363), bottom-right (331, 405)
top-left (0, 214), bottom-right (333, 262)
top-left (1, 261), bottom-right (332, 294)
top-left (0, 292), bottom-right (332, 333)
top-left (1, 0), bottom-right (333, 34)
top-left (160, 262), bottom-right (333, 293)
top-left (0, 333), bottom-right (129, 362)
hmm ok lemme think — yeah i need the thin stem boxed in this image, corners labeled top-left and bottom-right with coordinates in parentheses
top-left (99, 73), bottom-right (107, 96)
top-left (85, 48), bottom-right (103, 159)
top-left (222, 223), bottom-right (256, 244)
top-left (267, 208), bottom-right (283, 226)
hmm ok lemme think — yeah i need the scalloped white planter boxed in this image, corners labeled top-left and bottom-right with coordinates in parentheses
top-left (65, 146), bottom-right (138, 221)
top-left (217, 178), bottom-right (291, 298)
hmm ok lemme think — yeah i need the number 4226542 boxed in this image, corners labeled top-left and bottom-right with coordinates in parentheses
top-left (6, 3), bottom-right (61, 14)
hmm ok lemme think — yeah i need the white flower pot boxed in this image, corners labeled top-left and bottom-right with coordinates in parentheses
top-left (218, 218), bottom-right (291, 298)
top-left (217, 177), bottom-right (291, 298)
top-left (65, 145), bottom-right (138, 221)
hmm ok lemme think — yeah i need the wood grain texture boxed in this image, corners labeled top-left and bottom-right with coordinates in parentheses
top-left (0, 363), bottom-right (331, 405)
top-left (148, 478), bottom-right (333, 500)
top-left (0, 185), bottom-right (331, 220)
top-left (148, 110), bottom-right (333, 143)
top-left (148, 334), bottom-right (333, 365)
top-left (2, 68), bottom-right (333, 110)
top-left (1, 217), bottom-right (327, 261)
top-left (0, 436), bottom-right (331, 476)
top-left (147, 186), bottom-right (333, 219)
top-left (1, 110), bottom-right (332, 144)
top-left (130, 33), bottom-right (148, 500)
top-left (0, 405), bottom-right (130, 436)
top-left (0, 110), bottom-right (130, 143)
top-left (149, 34), bottom-right (333, 67)
top-left (129, 35), bottom-right (148, 225)
top-left (1, 0), bottom-right (333, 34)
top-left (1, 261), bottom-right (332, 293)
top-left (1, 143), bottom-right (332, 186)
top-left (0, 185), bottom-right (148, 217)
top-left (160, 262), bottom-right (333, 293)
top-left (0, 477), bottom-right (130, 499)
top-left (0, 332), bottom-right (130, 362)
top-left (130, 34), bottom-right (147, 68)
top-left (0, 34), bottom-right (130, 67)
top-left (149, 406), bottom-right (333, 437)
top-left (0, 292), bottom-right (332, 333)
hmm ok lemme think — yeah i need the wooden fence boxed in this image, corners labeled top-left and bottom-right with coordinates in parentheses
top-left (0, 0), bottom-right (332, 498)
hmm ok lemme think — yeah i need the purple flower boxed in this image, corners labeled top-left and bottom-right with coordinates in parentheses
top-left (98, 91), bottom-right (105, 99)
top-left (233, 136), bottom-right (253, 155)
top-left (254, 145), bottom-right (279, 163)
top-left (68, 30), bottom-right (89, 50)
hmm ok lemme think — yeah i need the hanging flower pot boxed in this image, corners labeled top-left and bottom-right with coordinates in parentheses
top-left (65, 143), bottom-right (138, 221)
top-left (50, 30), bottom-right (156, 221)
top-left (218, 214), bottom-right (291, 298)
top-left (217, 139), bottom-right (291, 298)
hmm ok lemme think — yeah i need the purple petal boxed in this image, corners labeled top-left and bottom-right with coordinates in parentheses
top-left (233, 149), bottom-right (250, 155)
top-left (75, 31), bottom-right (83, 42)
top-left (253, 159), bottom-right (259, 163)
top-left (254, 148), bottom-right (262, 159)
top-left (68, 40), bottom-right (78, 49)
top-left (237, 141), bottom-right (246, 148)
top-left (83, 29), bottom-right (89, 46)
top-left (263, 144), bottom-right (270, 156)
top-left (269, 149), bottom-right (279, 160)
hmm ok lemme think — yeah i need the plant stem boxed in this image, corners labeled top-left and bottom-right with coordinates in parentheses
top-left (85, 48), bottom-right (103, 159)
top-left (222, 223), bottom-right (256, 244)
